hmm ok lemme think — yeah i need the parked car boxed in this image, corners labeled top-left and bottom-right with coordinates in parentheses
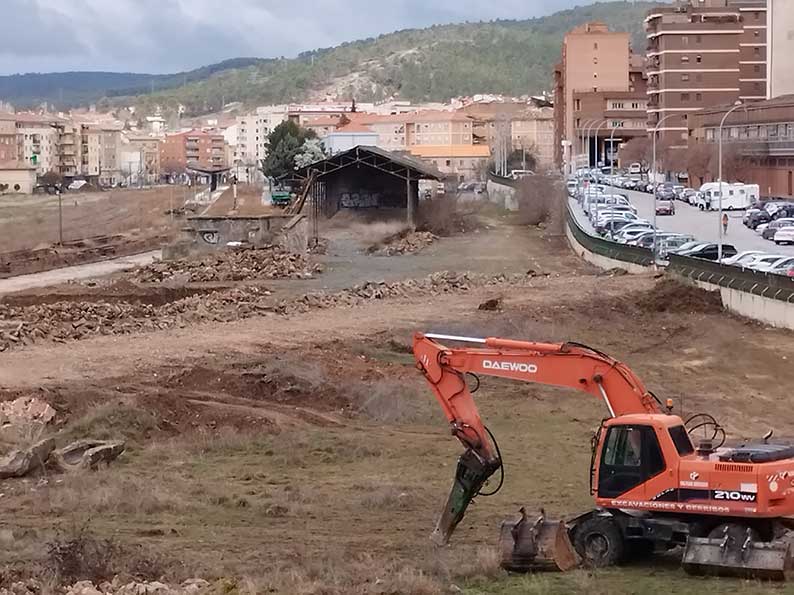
top-left (658, 235), bottom-right (697, 258)
top-left (672, 185), bottom-right (686, 200)
top-left (655, 199), bottom-right (676, 216)
top-left (616, 227), bottom-right (656, 244)
top-left (682, 189), bottom-right (699, 205)
top-left (773, 227), bottom-right (794, 245)
top-left (747, 209), bottom-right (772, 230)
top-left (761, 218), bottom-right (794, 241)
top-left (745, 254), bottom-right (792, 271)
top-left (752, 256), bottom-right (794, 274)
top-left (671, 240), bottom-right (707, 256)
top-left (566, 180), bottom-right (578, 196)
top-left (771, 204), bottom-right (794, 220)
top-left (633, 232), bottom-right (681, 249)
top-left (681, 243), bottom-right (738, 261)
top-left (720, 250), bottom-right (765, 266)
top-left (656, 183), bottom-right (676, 200)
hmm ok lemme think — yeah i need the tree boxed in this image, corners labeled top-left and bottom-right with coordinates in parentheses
top-left (716, 144), bottom-right (753, 183)
top-left (40, 171), bottom-right (64, 188)
top-left (294, 138), bottom-right (327, 169)
top-left (618, 137), bottom-right (651, 172)
top-left (507, 145), bottom-right (538, 172)
top-left (261, 121), bottom-right (317, 179)
top-left (684, 142), bottom-right (714, 187)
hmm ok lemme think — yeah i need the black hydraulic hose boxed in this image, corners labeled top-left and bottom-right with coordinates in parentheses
top-left (477, 425), bottom-right (505, 497)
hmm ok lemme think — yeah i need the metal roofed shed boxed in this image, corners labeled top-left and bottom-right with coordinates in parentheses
top-left (292, 145), bottom-right (444, 227)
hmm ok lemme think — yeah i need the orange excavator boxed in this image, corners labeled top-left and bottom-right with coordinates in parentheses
top-left (413, 332), bottom-right (794, 579)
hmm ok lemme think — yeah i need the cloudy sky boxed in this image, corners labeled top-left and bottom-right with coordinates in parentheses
top-left (1, 0), bottom-right (617, 75)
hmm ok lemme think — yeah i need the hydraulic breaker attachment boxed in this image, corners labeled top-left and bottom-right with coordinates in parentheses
top-left (431, 448), bottom-right (501, 546)
top-left (683, 527), bottom-right (792, 581)
top-left (499, 510), bottom-right (581, 572)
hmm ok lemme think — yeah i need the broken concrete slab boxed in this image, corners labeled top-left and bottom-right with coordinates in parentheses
top-left (0, 438), bottom-right (55, 479)
top-left (53, 439), bottom-right (126, 471)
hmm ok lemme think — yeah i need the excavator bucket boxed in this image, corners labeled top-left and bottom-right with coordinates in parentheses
top-left (499, 513), bottom-right (580, 572)
top-left (682, 530), bottom-right (792, 581)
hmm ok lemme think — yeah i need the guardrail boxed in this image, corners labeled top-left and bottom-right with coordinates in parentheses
top-left (668, 254), bottom-right (794, 303)
top-left (565, 200), bottom-right (655, 267)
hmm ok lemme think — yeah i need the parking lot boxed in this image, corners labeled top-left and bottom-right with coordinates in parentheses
top-left (608, 185), bottom-right (794, 256)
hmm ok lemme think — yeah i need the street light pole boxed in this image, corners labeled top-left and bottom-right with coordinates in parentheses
top-left (608, 121), bottom-right (625, 237)
top-left (718, 101), bottom-right (745, 261)
top-left (588, 121), bottom-right (608, 215)
top-left (652, 112), bottom-right (679, 263)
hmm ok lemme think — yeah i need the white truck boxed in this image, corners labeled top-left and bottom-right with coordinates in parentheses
top-left (696, 182), bottom-right (758, 211)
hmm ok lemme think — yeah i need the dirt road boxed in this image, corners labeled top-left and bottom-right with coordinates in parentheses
top-left (0, 216), bottom-right (792, 595)
top-left (0, 250), bottom-right (161, 294)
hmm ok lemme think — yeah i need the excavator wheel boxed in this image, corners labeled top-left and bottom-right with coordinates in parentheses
top-left (572, 516), bottom-right (625, 568)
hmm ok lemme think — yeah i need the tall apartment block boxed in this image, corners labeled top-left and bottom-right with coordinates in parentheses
top-left (645, 0), bottom-right (768, 147)
top-left (768, 0), bottom-right (794, 98)
top-left (553, 22), bottom-right (648, 171)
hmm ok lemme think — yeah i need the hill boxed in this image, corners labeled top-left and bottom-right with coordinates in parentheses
top-left (0, 2), bottom-right (663, 113)
top-left (0, 58), bottom-right (265, 108)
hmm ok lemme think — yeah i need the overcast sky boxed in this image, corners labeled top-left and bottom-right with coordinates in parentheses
top-left (2, 0), bottom-right (617, 75)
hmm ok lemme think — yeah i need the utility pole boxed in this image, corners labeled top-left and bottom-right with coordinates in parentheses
top-left (57, 187), bottom-right (63, 245)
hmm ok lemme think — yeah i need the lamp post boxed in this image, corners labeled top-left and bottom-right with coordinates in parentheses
top-left (576, 119), bottom-right (597, 198)
top-left (651, 112), bottom-right (679, 263)
top-left (588, 121), bottom-right (608, 217)
top-left (718, 101), bottom-right (745, 261)
top-left (608, 121), bottom-right (625, 237)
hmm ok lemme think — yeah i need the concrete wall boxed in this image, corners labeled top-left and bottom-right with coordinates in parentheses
top-left (486, 178), bottom-right (519, 211)
top-left (0, 168), bottom-right (36, 194)
top-left (564, 222), bottom-right (651, 274)
top-left (682, 277), bottom-right (794, 331)
top-left (180, 214), bottom-right (305, 252)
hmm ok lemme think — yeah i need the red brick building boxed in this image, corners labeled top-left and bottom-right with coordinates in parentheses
top-left (160, 130), bottom-right (225, 173)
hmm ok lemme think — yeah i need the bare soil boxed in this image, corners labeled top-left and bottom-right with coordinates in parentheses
top-left (0, 210), bottom-right (792, 594)
top-left (0, 187), bottom-right (186, 277)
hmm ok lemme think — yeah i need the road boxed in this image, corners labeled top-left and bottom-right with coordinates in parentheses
top-left (601, 187), bottom-right (794, 256)
top-left (0, 250), bottom-right (161, 295)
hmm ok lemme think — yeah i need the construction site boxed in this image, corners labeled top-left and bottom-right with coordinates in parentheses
top-left (1, 180), bottom-right (793, 595)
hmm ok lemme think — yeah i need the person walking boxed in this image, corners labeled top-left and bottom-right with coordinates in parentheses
top-left (722, 213), bottom-right (729, 235)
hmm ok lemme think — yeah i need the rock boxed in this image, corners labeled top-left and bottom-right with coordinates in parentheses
top-left (53, 439), bottom-right (126, 471)
top-left (66, 581), bottom-right (103, 595)
top-left (478, 298), bottom-right (503, 312)
top-left (0, 438), bottom-right (55, 479)
top-left (0, 396), bottom-right (55, 426)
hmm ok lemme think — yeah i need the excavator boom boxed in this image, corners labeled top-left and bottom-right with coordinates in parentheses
top-left (413, 332), bottom-right (661, 545)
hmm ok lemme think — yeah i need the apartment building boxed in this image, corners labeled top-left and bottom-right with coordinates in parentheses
top-left (689, 94), bottom-right (794, 195)
top-left (235, 106), bottom-right (288, 166)
top-left (768, 0), bottom-right (794, 98)
top-left (645, 0), bottom-right (767, 148)
top-left (553, 23), bottom-right (639, 170)
top-left (0, 115), bottom-right (19, 163)
top-left (124, 134), bottom-right (162, 180)
top-left (160, 130), bottom-right (226, 172)
top-left (13, 113), bottom-right (62, 174)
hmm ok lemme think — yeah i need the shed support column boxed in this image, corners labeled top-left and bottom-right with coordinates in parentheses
top-left (407, 171), bottom-right (416, 230)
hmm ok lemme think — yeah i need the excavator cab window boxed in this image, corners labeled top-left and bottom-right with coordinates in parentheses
top-left (598, 425), bottom-right (665, 498)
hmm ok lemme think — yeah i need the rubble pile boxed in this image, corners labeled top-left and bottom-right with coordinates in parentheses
top-left (2, 578), bottom-right (212, 595)
top-left (0, 272), bottom-right (532, 352)
top-left (369, 230), bottom-right (437, 256)
top-left (0, 287), bottom-right (272, 351)
top-left (133, 246), bottom-right (322, 283)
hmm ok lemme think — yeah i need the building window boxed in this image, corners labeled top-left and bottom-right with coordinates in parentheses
top-left (754, 47), bottom-right (761, 56)
top-left (696, 54), bottom-right (702, 63)
top-left (696, 93), bottom-right (702, 102)
top-left (681, 93), bottom-right (690, 102)
top-left (445, 160), bottom-right (451, 167)
top-left (594, 42), bottom-right (598, 50)
top-left (681, 56), bottom-right (690, 63)
top-left (696, 73), bottom-right (703, 82)
top-left (696, 34), bottom-right (702, 43)
top-left (754, 64), bottom-right (761, 73)
top-left (593, 57), bottom-right (598, 64)
top-left (681, 73), bottom-right (690, 82)
top-left (594, 72), bottom-right (598, 79)
top-left (754, 11), bottom-right (760, 20)
top-left (754, 30), bottom-right (760, 38)
top-left (574, 98), bottom-right (581, 111)
top-left (682, 36), bottom-right (689, 46)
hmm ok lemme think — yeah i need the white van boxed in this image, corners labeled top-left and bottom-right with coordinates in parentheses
top-left (629, 163), bottom-right (642, 175)
top-left (697, 182), bottom-right (754, 211)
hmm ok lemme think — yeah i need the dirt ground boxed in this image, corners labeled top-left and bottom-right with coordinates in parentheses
top-left (0, 186), bottom-right (188, 277)
top-left (1, 208), bottom-right (793, 594)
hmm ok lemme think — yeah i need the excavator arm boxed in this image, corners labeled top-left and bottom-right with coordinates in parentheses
top-left (413, 332), bottom-right (661, 545)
